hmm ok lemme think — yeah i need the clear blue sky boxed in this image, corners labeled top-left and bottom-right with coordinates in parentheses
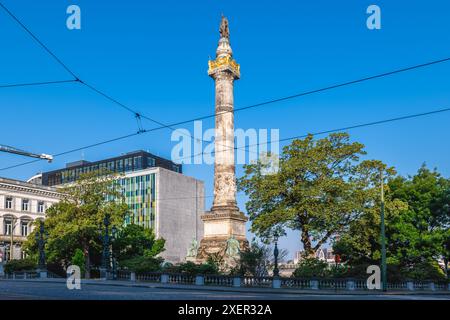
top-left (1, 0), bottom-right (449, 259)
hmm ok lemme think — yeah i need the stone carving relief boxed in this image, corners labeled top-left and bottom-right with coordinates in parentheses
top-left (214, 172), bottom-right (236, 203)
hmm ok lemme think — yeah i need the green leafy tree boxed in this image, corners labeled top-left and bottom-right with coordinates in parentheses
top-left (3, 259), bottom-right (36, 274)
top-left (389, 165), bottom-right (450, 265)
top-left (234, 239), bottom-right (288, 276)
top-left (238, 133), bottom-right (392, 257)
top-left (24, 170), bottom-right (128, 278)
top-left (334, 165), bottom-right (449, 281)
top-left (292, 258), bottom-right (329, 278)
top-left (71, 248), bottom-right (86, 277)
top-left (113, 223), bottom-right (165, 262)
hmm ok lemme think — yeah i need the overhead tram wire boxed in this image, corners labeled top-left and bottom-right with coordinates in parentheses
top-left (1, 105), bottom-right (449, 172)
top-left (174, 106), bottom-right (450, 162)
top-left (0, 2), bottom-right (239, 154)
top-left (136, 56), bottom-right (450, 130)
top-left (0, 79), bottom-right (78, 89)
top-left (0, 2), bottom-right (78, 80)
top-left (0, 2), bottom-right (188, 136)
top-left (3, 3), bottom-right (450, 143)
top-left (2, 3), bottom-right (450, 169)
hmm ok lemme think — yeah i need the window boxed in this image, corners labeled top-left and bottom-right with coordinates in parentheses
top-left (116, 159), bottom-right (124, 172)
top-left (4, 219), bottom-right (12, 235)
top-left (21, 221), bottom-right (29, 237)
top-left (5, 197), bottom-right (13, 209)
top-left (147, 157), bottom-right (156, 167)
top-left (22, 199), bottom-right (29, 211)
top-left (123, 158), bottom-right (131, 172)
top-left (4, 247), bottom-right (10, 262)
top-left (38, 201), bottom-right (45, 213)
top-left (133, 156), bottom-right (143, 171)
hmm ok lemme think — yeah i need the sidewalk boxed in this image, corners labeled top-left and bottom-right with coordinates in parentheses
top-left (2, 277), bottom-right (449, 296)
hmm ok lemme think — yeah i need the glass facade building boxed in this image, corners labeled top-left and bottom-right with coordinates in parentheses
top-left (120, 173), bottom-right (156, 229)
top-left (41, 150), bottom-right (181, 187)
top-left (41, 150), bottom-right (182, 230)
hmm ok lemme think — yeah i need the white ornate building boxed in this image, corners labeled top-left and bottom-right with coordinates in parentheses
top-left (0, 177), bottom-right (59, 267)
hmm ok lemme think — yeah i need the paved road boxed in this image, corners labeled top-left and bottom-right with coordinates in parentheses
top-left (0, 280), bottom-right (449, 300)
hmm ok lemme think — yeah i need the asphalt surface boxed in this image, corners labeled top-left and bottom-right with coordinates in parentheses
top-left (0, 280), bottom-right (449, 300)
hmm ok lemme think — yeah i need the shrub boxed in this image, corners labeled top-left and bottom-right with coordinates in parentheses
top-left (403, 261), bottom-right (447, 281)
top-left (292, 258), bottom-right (329, 278)
top-left (162, 261), bottom-right (219, 275)
top-left (120, 256), bottom-right (163, 273)
top-left (71, 249), bottom-right (86, 276)
top-left (4, 259), bottom-right (36, 274)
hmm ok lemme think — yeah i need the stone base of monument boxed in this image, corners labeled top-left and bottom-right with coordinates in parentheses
top-left (196, 210), bottom-right (249, 268)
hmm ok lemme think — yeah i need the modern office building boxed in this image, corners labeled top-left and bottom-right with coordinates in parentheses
top-left (0, 177), bottom-right (60, 270)
top-left (38, 150), bottom-right (204, 263)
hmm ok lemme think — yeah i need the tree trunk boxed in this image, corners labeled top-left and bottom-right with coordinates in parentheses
top-left (298, 211), bottom-right (315, 258)
top-left (445, 257), bottom-right (449, 280)
top-left (301, 229), bottom-right (315, 258)
top-left (83, 242), bottom-right (90, 279)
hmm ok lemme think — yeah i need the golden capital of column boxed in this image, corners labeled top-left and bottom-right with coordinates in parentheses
top-left (208, 56), bottom-right (240, 79)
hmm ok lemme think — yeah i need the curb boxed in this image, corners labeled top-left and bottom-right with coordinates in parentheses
top-left (2, 278), bottom-right (449, 296)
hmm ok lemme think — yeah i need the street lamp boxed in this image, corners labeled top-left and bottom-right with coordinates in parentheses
top-left (100, 213), bottom-right (111, 279)
top-left (380, 171), bottom-right (387, 292)
top-left (111, 225), bottom-right (117, 280)
top-left (0, 215), bottom-right (18, 261)
top-left (35, 220), bottom-right (46, 271)
top-left (273, 235), bottom-right (280, 277)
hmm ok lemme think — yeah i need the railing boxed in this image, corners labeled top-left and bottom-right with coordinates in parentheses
top-left (116, 270), bottom-right (132, 281)
top-left (136, 272), bottom-right (161, 282)
top-left (280, 277), bottom-right (310, 289)
top-left (387, 281), bottom-right (408, 290)
top-left (355, 279), bottom-right (368, 290)
top-left (318, 278), bottom-right (347, 290)
top-left (2, 271), bottom-right (38, 279)
top-left (242, 276), bottom-right (273, 288)
top-left (168, 273), bottom-right (195, 285)
top-left (2, 269), bottom-right (448, 292)
top-left (204, 275), bottom-right (234, 287)
top-left (413, 281), bottom-right (429, 290)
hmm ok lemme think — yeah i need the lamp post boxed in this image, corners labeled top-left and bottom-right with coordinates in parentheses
top-left (273, 235), bottom-right (280, 277)
top-left (100, 213), bottom-right (111, 279)
top-left (9, 216), bottom-right (17, 261)
top-left (380, 171), bottom-right (387, 292)
top-left (111, 226), bottom-right (117, 280)
top-left (35, 220), bottom-right (46, 277)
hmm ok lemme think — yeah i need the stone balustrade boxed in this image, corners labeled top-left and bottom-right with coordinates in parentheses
top-left (1, 270), bottom-right (449, 292)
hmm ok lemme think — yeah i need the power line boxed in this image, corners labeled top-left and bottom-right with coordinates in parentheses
top-left (173, 106), bottom-right (450, 162)
top-left (0, 79), bottom-right (78, 89)
top-left (0, 3), bottom-right (184, 135)
top-left (2, 3), bottom-right (450, 171)
top-left (0, 2), bottom-right (233, 153)
top-left (0, 2), bottom-right (79, 80)
top-left (2, 106), bottom-right (449, 171)
top-left (3, 2), bottom-right (449, 138)
top-left (143, 56), bottom-right (450, 130)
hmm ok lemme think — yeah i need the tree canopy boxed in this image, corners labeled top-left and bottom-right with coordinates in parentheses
top-left (238, 133), bottom-right (397, 257)
top-left (24, 171), bottom-right (129, 278)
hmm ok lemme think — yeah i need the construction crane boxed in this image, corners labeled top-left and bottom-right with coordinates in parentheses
top-left (0, 144), bottom-right (53, 162)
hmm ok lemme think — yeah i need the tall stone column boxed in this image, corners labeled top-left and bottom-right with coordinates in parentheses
top-left (196, 16), bottom-right (248, 266)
